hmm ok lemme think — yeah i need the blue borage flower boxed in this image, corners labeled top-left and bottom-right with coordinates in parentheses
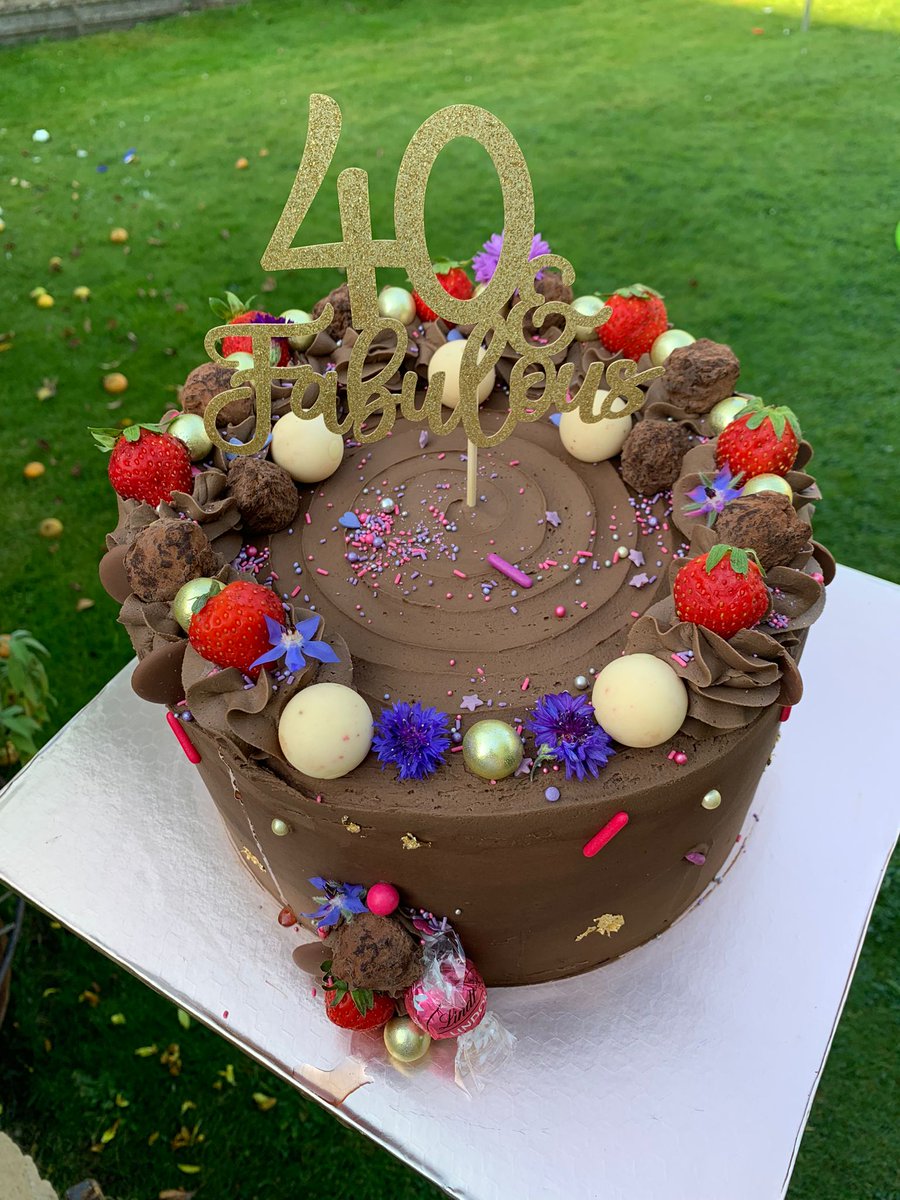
top-left (304, 878), bottom-right (368, 929)
top-left (683, 467), bottom-right (745, 526)
top-left (250, 615), bottom-right (340, 674)
top-left (525, 691), bottom-right (615, 782)
top-left (372, 701), bottom-right (451, 781)
top-left (472, 231), bottom-right (551, 285)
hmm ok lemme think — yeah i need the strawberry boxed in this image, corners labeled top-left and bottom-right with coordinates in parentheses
top-left (90, 422), bottom-right (193, 506)
top-left (715, 397), bottom-right (801, 478)
top-left (598, 284), bottom-right (668, 361)
top-left (188, 580), bottom-right (285, 677)
top-left (323, 982), bottom-right (395, 1031)
top-left (412, 260), bottom-right (474, 323)
top-left (209, 291), bottom-right (290, 365)
top-left (673, 544), bottom-right (769, 639)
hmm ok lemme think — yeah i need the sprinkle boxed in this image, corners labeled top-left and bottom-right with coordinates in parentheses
top-left (166, 712), bottom-right (200, 764)
top-left (545, 510), bottom-right (561, 527)
top-left (459, 694), bottom-right (483, 712)
top-left (486, 553), bottom-right (532, 589)
top-left (521, 677), bottom-right (530, 691)
top-left (684, 851), bottom-right (707, 866)
top-left (780, 706), bottom-right (792, 722)
top-left (305, 512), bottom-right (312, 524)
top-left (316, 568), bottom-right (329, 576)
top-left (583, 811), bottom-right (629, 858)
top-left (453, 569), bottom-right (468, 579)
top-left (554, 605), bottom-right (566, 618)
top-left (545, 786), bottom-right (560, 802)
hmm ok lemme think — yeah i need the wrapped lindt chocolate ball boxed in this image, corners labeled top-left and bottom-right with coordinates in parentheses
top-left (714, 492), bottom-right (812, 570)
top-left (312, 282), bottom-right (353, 340)
top-left (620, 420), bottom-right (689, 494)
top-left (124, 518), bottom-right (219, 603)
top-left (227, 456), bottom-right (299, 533)
top-left (328, 913), bottom-right (423, 993)
top-left (179, 362), bottom-right (253, 427)
top-left (405, 958), bottom-right (488, 1039)
top-left (663, 339), bottom-right (740, 413)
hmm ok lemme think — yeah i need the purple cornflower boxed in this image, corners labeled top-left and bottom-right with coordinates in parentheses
top-left (526, 691), bottom-right (615, 782)
top-left (472, 231), bottom-right (551, 284)
top-left (683, 467), bottom-right (744, 526)
top-left (305, 878), bottom-right (369, 929)
top-left (250, 615), bottom-right (340, 673)
top-left (372, 701), bottom-right (450, 781)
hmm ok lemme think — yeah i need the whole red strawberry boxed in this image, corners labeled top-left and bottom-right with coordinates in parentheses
top-left (599, 284), bottom-right (668, 361)
top-left (188, 580), bottom-right (285, 677)
top-left (412, 260), bottom-right (474, 323)
top-left (715, 397), bottom-right (801, 478)
top-left (91, 423), bottom-right (193, 506)
top-left (673, 544), bottom-right (769, 639)
top-left (210, 291), bottom-right (290, 366)
top-left (323, 983), bottom-right (395, 1031)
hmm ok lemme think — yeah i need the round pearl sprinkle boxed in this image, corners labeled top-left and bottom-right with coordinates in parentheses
top-left (379, 496), bottom-right (396, 513)
top-left (554, 605), bottom-right (567, 618)
top-left (367, 881), bottom-right (400, 915)
top-left (701, 789), bottom-right (722, 810)
top-left (545, 786), bottom-right (561, 803)
top-left (573, 674), bottom-right (590, 691)
top-left (270, 818), bottom-right (291, 837)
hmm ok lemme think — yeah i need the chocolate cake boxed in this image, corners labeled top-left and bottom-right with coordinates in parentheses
top-left (97, 275), bottom-right (831, 1002)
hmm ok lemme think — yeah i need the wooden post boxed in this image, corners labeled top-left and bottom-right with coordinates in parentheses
top-left (801, 0), bottom-right (812, 31)
top-left (466, 439), bottom-right (478, 507)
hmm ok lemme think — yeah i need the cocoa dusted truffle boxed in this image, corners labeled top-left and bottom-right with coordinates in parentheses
top-left (714, 492), bottom-right (812, 570)
top-left (179, 362), bottom-right (253, 427)
top-left (124, 518), bottom-right (219, 603)
top-left (328, 913), bottom-right (423, 993)
top-left (227, 456), bottom-right (299, 533)
top-left (313, 282), bottom-right (354, 341)
top-left (620, 420), bottom-right (690, 494)
top-left (664, 339), bottom-right (740, 413)
top-left (535, 272), bottom-right (574, 307)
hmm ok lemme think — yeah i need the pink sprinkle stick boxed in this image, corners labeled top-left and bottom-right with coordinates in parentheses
top-left (166, 712), bottom-right (201, 764)
top-left (583, 811), bottom-right (629, 858)
top-left (486, 553), bottom-right (532, 589)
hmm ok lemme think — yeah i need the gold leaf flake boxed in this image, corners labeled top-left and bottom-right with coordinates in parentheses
top-left (341, 816), bottom-right (361, 834)
top-left (240, 845), bottom-right (266, 871)
top-left (575, 913), bottom-right (625, 942)
top-left (401, 832), bottom-right (429, 850)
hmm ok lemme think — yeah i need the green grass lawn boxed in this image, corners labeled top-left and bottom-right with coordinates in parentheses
top-left (1, 0), bottom-right (897, 1195)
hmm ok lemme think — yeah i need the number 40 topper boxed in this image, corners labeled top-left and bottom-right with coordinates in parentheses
top-left (202, 94), bottom-right (663, 504)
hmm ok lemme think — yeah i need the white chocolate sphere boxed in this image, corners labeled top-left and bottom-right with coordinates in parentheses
top-left (224, 350), bottom-right (254, 370)
top-left (278, 683), bottom-right (373, 779)
top-left (592, 653), bottom-right (688, 748)
top-left (650, 328), bottom-right (695, 367)
top-left (279, 308), bottom-right (316, 352)
top-left (427, 339), bottom-right (495, 410)
top-left (571, 295), bottom-right (607, 342)
top-left (559, 391), bottom-right (632, 462)
top-left (270, 412), bottom-right (343, 483)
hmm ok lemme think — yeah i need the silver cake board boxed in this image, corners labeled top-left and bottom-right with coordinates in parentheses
top-left (0, 565), bottom-right (896, 1200)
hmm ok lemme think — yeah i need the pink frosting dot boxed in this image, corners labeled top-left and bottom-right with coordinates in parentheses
top-left (366, 881), bottom-right (400, 916)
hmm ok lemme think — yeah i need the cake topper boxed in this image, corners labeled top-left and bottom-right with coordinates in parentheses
top-left (202, 94), bottom-right (663, 503)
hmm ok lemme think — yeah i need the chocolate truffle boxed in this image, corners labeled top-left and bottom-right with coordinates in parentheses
top-left (663, 339), bottom-right (740, 413)
top-left (227, 456), bottom-right (299, 533)
top-left (620, 420), bottom-right (689, 494)
top-left (714, 492), bottom-right (812, 570)
top-left (524, 273), bottom-right (575, 336)
top-left (328, 913), bottom-right (423, 993)
top-left (312, 283), bottom-right (354, 341)
top-left (179, 362), bottom-right (252, 427)
top-left (124, 518), bottom-right (219, 603)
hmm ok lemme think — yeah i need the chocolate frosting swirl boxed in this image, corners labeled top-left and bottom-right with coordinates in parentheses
top-left (118, 563), bottom-right (238, 660)
top-left (182, 606), bottom-right (353, 767)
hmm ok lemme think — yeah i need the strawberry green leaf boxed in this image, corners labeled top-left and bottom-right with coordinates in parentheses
top-left (432, 258), bottom-right (470, 274)
top-left (350, 988), bottom-right (374, 1016)
top-left (729, 547), bottom-right (749, 575)
top-left (88, 426), bottom-right (122, 451)
top-left (704, 544), bottom-right (733, 573)
top-left (610, 283), bottom-right (663, 300)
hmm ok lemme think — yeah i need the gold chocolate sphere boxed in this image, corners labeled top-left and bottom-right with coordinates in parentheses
top-left (384, 1016), bottom-right (431, 1063)
top-left (650, 328), bottom-right (695, 367)
top-left (167, 412), bottom-right (213, 462)
top-left (279, 308), bottom-right (316, 352)
top-left (571, 295), bottom-right (607, 342)
top-left (171, 577), bottom-right (225, 632)
top-left (378, 286), bottom-right (417, 326)
top-left (707, 396), bottom-right (748, 436)
top-left (740, 473), bottom-right (793, 499)
top-left (270, 818), bottom-right (291, 837)
top-left (462, 719), bottom-right (523, 780)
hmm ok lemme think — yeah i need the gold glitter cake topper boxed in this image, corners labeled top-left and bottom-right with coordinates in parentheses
top-left (203, 93), bottom-right (663, 466)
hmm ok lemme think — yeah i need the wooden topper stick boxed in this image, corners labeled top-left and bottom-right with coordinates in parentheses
top-left (466, 439), bottom-right (478, 507)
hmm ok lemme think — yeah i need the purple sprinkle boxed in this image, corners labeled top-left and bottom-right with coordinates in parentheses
top-left (545, 786), bottom-right (560, 802)
top-left (684, 852), bottom-right (706, 866)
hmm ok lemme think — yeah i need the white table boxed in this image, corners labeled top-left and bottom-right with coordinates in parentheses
top-left (0, 566), bottom-right (896, 1200)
